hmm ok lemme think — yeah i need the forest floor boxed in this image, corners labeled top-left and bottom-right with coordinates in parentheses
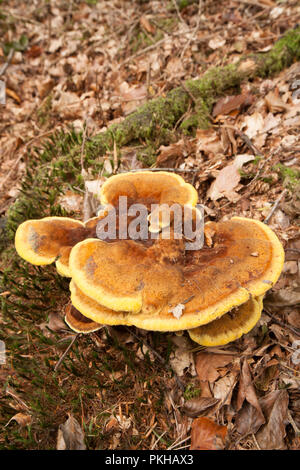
top-left (0, 0), bottom-right (300, 450)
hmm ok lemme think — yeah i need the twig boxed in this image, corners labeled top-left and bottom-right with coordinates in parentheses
top-left (168, 434), bottom-right (191, 450)
top-left (263, 307), bottom-right (300, 337)
top-left (252, 433), bottom-right (261, 450)
top-left (54, 334), bottom-right (78, 372)
top-left (287, 409), bottom-right (300, 436)
top-left (151, 430), bottom-right (167, 450)
top-left (215, 124), bottom-right (262, 156)
top-left (171, 0), bottom-right (188, 27)
top-left (119, 29), bottom-right (212, 68)
top-left (264, 189), bottom-right (288, 224)
top-left (180, 0), bottom-right (202, 59)
top-left (119, 167), bottom-right (200, 173)
top-left (80, 121), bottom-right (89, 174)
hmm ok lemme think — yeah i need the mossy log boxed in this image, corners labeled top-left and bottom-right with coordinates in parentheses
top-left (86, 26), bottom-right (300, 158)
top-left (1, 26), bottom-right (300, 241)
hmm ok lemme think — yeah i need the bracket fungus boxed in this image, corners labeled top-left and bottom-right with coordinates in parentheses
top-left (99, 171), bottom-right (198, 208)
top-left (188, 295), bottom-right (264, 346)
top-left (68, 217), bottom-right (284, 334)
top-left (15, 215), bottom-right (104, 277)
top-left (14, 171), bottom-right (284, 346)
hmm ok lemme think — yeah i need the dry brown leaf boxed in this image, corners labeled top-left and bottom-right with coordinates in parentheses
top-left (241, 111), bottom-right (264, 139)
top-left (119, 82), bottom-right (147, 114)
top-left (256, 390), bottom-right (289, 449)
top-left (169, 335), bottom-right (196, 377)
top-left (288, 311), bottom-right (300, 329)
top-left (119, 82), bottom-right (147, 102)
top-left (213, 371), bottom-right (238, 405)
top-left (264, 91), bottom-right (290, 113)
top-left (190, 416), bottom-right (227, 450)
top-left (156, 139), bottom-right (188, 167)
top-left (57, 414), bottom-right (86, 450)
top-left (208, 37), bottom-right (226, 50)
top-left (6, 88), bottom-right (21, 104)
top-left (195, 352), bottom-right (235, 383)
top-left (165, 57), bottom-right (184, 78)
top-left (7, 413), bottom-right (32, 427)
top-left (26, 45), bottom-right (43, 58)
top-left (183, 397), bottom-right (219, 418)
top-left (207, 154), bottom-right (254, 201)
top-left (139, 16), bottom-right (156, 34)
top-left (235, 358), bottom-right (265, 435)
top-left (52, 91), bottom-right (83, 119)
top-left (57, 191), bottom-right (83, 213)
top-left (265, 289), bottom-right (300, 307)
top-left (39, 311), bottom-right (68, 334)
top-left (196, 128), bottom-right (223, 156)
top-left (106, 416), bottom-right (119, 432)
top-left (212, 93), bottom-right (254, 118)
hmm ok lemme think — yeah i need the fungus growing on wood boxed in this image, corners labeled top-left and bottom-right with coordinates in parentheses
top-left (99, 171), bottom-right (198, 208)
top-left (64, 302), bottom-right (102, 333)
top-left (14, 171), bottom-right (284, 346)
top-left (68, 217), bottom-right (284, 332)
top-left (15, 216), bottom-right (103, 277)
top-left (188, 295), bottom-right (264, 346)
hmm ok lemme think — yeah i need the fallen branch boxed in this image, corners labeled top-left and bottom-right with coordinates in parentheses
top-left (85, 26), bottom-right (300, 159)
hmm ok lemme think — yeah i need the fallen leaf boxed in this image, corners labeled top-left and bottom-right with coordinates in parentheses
top-left (105, 416), bottom-right (119, 432)
top-left (169, 335), bottom-right (196, 377)
top-left (196, 128), bottom-right (223, 156)
top-left (165, 57), bottom-right (184, 78)
top-left (213, 371), bottom-right (238, 405)
top-left (6, 88), bottom-right (21, 104)
top-left (49, 37), bottom-right (63, 53)
top-left (183, 397), bottom-right (219, 418)
top-left (264, 91), bottom-right (289, 113)
top-left (57, 191), bottom-right (82, 213)
top-left (195, 352), bottom-right (235, 383)
top-left (241, 111), bottom-right (264, 139)
top-left (52, 91), bottom-right (83, 119)
top-left (212, 92), bottom-right (254, 118)
top-left (190, 417), bottom-right (227, 450)
top-left (119, 82), bottom-right (147, 102)
top-left (265, 290), bottom-right (300, 307)
top-left (156, 139), bottom-right (187, 167)
top-left (57, 414), bottom-right (86, 450)
top-left (270, 6), bottom-right (284, 20)
top-left (40, 311), bottom-right (68, 334)
top-left (207, 154), bottom-right (254, 201)
top-left (256, 390), bottom-right (289, 449)
top-left (208, 37), bottom-right (226, 50)
top-left (26, 45), bottom-right (43, 58)
top-left (7, 413), bottom-right (31, 427)
top-left (235, 358), bottom-right (265, 435)
top-left (140, 16), bottom-right (155, 35)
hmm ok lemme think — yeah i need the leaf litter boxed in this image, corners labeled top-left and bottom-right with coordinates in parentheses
top-left (0, 0), bottom-right (300, 451)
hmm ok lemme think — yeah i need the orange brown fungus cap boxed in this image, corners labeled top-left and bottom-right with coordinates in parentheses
top-left (69, 217), bottom-right (284, 332)
top-left (100, 171), bottom-right (198, 209)
top-left (188, 295), bottom-right (264, 346)
top-left (15, 216), bottom-right (104, 277)
top-left (64, 303), bottom-right (102, 334)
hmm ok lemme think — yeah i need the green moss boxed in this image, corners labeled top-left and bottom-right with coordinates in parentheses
top-left (184, 383), bottom-right (201, 400)
top-left (275, 163), bottom-right (300, 189)
top-left (137, 146), bottom-right (157, 167)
